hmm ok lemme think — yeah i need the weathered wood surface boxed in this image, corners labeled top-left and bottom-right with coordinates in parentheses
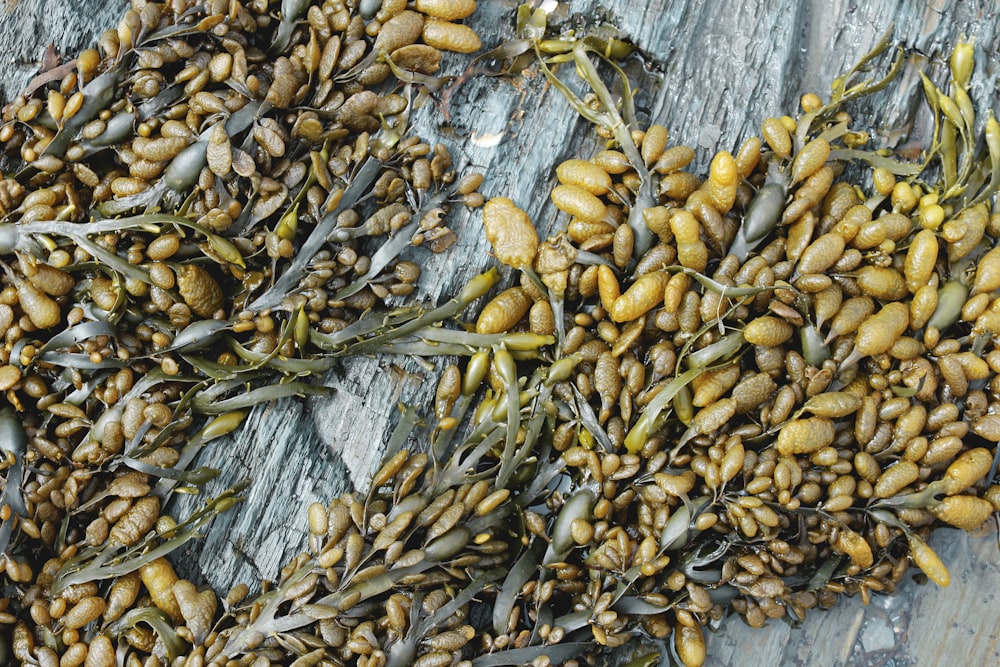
top-left (3, 0), bottom-right (1000, 664)
top-left (0, 0), bottom-right (125, 103)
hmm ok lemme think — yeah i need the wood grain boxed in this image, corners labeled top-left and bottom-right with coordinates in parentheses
top-left (2, 1), bottom-right (999, 664)
top-left (0, 0), bottom-right (124, 102)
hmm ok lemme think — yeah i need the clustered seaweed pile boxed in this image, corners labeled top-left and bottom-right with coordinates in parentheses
top-left (0, 0), bottom-right (497, 664)
top-left (2, 2), bottom-right (1000, 667)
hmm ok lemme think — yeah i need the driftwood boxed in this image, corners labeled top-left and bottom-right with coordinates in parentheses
top-left (2, 0), bottom-right (999, 663)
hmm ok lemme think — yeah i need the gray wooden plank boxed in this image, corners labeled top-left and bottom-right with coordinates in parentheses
top-left (0, 0), bottom-right (125, 103)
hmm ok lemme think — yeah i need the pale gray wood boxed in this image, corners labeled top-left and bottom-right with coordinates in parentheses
top-left (0, 0), bottom-right (125, 102)
top-left (2, 1), bottom-right (1000, 665)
